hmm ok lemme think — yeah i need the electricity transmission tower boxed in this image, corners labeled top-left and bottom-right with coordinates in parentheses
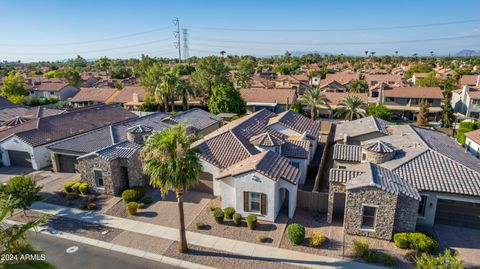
top-left (173, 18), bottom-right (181, 63)
top-left (182, 28), bottom-right (189, 60)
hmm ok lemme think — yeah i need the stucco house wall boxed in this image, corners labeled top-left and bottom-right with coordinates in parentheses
top-left (465, 136), bottom-right (480, 158)
top-left (0, 136), bottom-right (51, 170)
top-left (200, 159), bottom-right (221, 196)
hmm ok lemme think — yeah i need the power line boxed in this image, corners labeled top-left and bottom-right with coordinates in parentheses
top-left (0, 26), bottom-right (174, 47)
top-left (185, 18), bottom-right (480, 32)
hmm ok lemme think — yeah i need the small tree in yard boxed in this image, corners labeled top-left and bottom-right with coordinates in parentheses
top-left (1, 175), bottom-right (42, 214)
top-left (414, 249), bottom-right (463, 269)
top-left (417, 99), bottom-right (430, 127)
top-left (208, 82), bottom-right (246, 115)
top-left (141, 124), bottom-right (202, 253)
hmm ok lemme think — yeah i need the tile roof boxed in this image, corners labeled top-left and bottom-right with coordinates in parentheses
top-left (323, 72), bottom-right (359, 85)
top-left (347, 162), bottom-right (421, 200)
top-left (240, 88), bottom-right (297, 105)
top-left (268, 110), bottom-right (321, 140)
top-left (249, 132), bottom-right (285, 147)
top-left (78, 140), bottom-right (141, 162)
top-left (382, 87), bottom-right (443, 99)
top-left (459, 75), bottom-right (479, 86)
top-left (217, 151), bottom-right (300, 185)
top-left (363, 141), bottom-right (396, 153)
top-left (32, 82), bottom-right (69, 92)
top-left (0, 96), bottom-right (18, 109)
top-left (334, 116), bottom-right (391, 141)
top-left (70, 88), bottom-right (117, 102)
top-left (333, 144), bottom-right (362, 162)
top-left (111, 85), bottom-right (145, 104)
top-left (329, 168), bottom-right (364, 183)
top-left (163, 108), bottom-right (221, 132)
top-left (465, 129), bottom-right (480, 145)
top-left (282, 139), bottom-right (310, 159)
top-left (322, 92), bottom-right (368, 106)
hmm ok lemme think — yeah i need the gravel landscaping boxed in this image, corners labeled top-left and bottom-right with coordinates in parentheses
top-left (279, 209), bottom-right (413, 268)
top-left (44, 190), bottom-right (113, 211)
top-left (164, 242), bottom-right (305, 269)
top-left (186, 199), bottom-right (285, 245)
top-left (111, 230), bottom-right (174, 255)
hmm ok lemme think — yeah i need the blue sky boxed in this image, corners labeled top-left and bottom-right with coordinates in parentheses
top-left (1, 0), bottom-right (479, 62)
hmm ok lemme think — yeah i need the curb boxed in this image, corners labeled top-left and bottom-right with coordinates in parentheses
top-left (6, 219), bottom-right (217, 269)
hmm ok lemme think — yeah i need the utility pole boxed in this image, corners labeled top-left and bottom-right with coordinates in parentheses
top-left (173, 18), bottom-right (181, 63)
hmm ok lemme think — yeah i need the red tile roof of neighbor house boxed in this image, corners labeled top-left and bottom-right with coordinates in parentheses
top-left (324, 72), bottom-right (360, 85)
top-left (459, 75), bottom-right (479, 86)
top-left (382, 87), bottom-right (443, 99)
top-left (465, 129), bottom-right (480, 145)
top-left (33, 82), bottom-right (70, 92)
top-left (466, 87), bottom-right (480, 99)
top-left (364, 74), bottom-right (403, 85)
top-left (322, 92), bottom-right (369, 106)
top-left (111, 85), bottom-right (145, 104)
top-left (70, 88), bottom-right (118, 102)
top-left (240, 88), bottom-right (297, 104)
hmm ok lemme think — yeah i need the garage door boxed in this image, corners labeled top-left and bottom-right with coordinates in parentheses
top-left (435, 199), bottom-right (480, 229)
top-left (8, 150), bottom-right (32, 167)
top-left (58, 154), bottom-right (77, 173)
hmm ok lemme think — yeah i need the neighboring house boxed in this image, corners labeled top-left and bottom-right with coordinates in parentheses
top-left (452, 85), bottom-right (480, 119)
top-left (380, 86), bottom-right (443, 121)
top-left (319, 72), bottom-right (360, 92)
top-left (0, 105), bottom-right (137, 170)
top-left (464, 129), bottom-right (480, 158)
top-left (334, 116), bottom-right (391, 144)
top-left (0, 105), bottom-right (66, 130)
top-left (194, 109), bottom-right (320, 221)
top-left (458, 74), bottom-right (480, 87)
top-left (364, 74), bottom-right (404, 91)
top-left (328, 117), bottom-right (480, 240)
top-left (30, 82), bottom-right (79, 101)
top-left (69, 88), bottom-right (119, 108)
top-left (161, 108), bottom-right (222, 136)
top-left (411, 73), bottom-right (428, 85)
top-left (111, 85), bottom-right (145, 110)
top-left (240, 88), bottom-right (297, 114)
top-left (320, 92), bottom-right (369, 117)
top-left (274, 74), bottom-right (310, 95)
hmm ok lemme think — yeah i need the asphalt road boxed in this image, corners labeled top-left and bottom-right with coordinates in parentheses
top-left (28, 232), bottom-right (180, 269)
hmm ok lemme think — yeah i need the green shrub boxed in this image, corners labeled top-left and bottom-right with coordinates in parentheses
top-left (71, 182), bottom-right (81, 193)
top-left (379, 252), bottom-right (396, 267)
top-left (196, 221), bottom-right (205, 230)
top-left (137, 203), bottom-right (145, 209)
top-left (232, 213), bottom-right (242, 226)
top-left (246, 214), bottom-right (257, 230)
top-left (224, 207), bottom-right (235, 219)
top-left (393, 232), bottom-right (438, 253)
top-left (3, 175), bottom-right (42, 210)
top-left (256, 235), bottom-right (268, 243)
top-left (127, 202), bottom-right (139, 215)
top-left (143, 196), bottom-right (153, 204)
top-left (213, 208), bottom-right (224, 224)
top-left (87, 203), bottom-right (97, 210)
top-left (64, 182), bottom-right (75, 192)
top-left (122, 186), bottom-right (145, 203)
top-left (79, 204), bottom-right (88, 210)
top-left (353, 239), bottom-right (370, 258)
top-left (365, 251), bottom-right (379, 263)
top-left (415, 249), bottom-right (463, 269)
top-left (310, 231), bottom-right (326, 248)
top-left (79, 183), bottom-right (89, 195)
top-left (65, 192), bottom-right (79, 200)
top-left (405, 249), bottom-right (419, 262)
top-left (287, 223), bottom-right (305, 245)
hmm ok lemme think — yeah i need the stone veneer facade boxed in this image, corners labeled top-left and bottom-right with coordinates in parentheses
top-left (393, 195), bottom-right (419, 233)
top-left (76, 151), bottom-right (146, 195)
top-left (363, 149), bottom-right (395, 164)
top-left (327, 182), bottom-right (346, 223)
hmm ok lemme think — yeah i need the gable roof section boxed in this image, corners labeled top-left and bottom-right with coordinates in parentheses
top-left (322, 92), bottom-right (368, 106)
top-left (382, 87), bottom-right (443, 99)
top-left (164, 108), bottom-right (221, 132)
top-left (111, 85), bottom-right (145, 104)
top-left (32, 82), bottom-right (69, 92)
top-left (268, 110), bottom-right (320, 139)
top-left (217, 151), bottom-right (300, 185)
top-left (459, 75), bottom-right (479, 86)
top-left (334, 116), bottom-right (391, 141)
top-left (329, 168), bottom-right (364, 183)
top-left (333, 144), bottom-right (362, 162)
top-left (70, 88), bottom-right (117, 103)
top-left (78, 140), bottom-right (141, 162)
top-left (0, 96), bottom-right (18, 109)
top-left (240, 88), bottom-right (297, 105)
top-left (324, 72), bottom-right (359, 85)
top-left (282, 139), bottom-right (310, 159)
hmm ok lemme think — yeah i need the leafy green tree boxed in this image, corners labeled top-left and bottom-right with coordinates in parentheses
top-left (274, 63), bottom-right (300, 75)
top-left (414, 249), bottom-right (463, 269)
top-left (347, 79), bottom-right (368, 93)
top-left (97, 57), bottom-right (111, 83)
top-left (68, 55), bottom-right (88, 70)
top-left (141, 124), bottom-right (202, 253)
top-left (175, 65), bottom-right (195, 76)
top-left (455, 121), bottom-right (480, 144)
top-left (416, 72), bottom-right (441, 87)
top-left (416, 99), bottom-right (430, 127)
top-left (208, 82), bottom-right (246, 114)
top-left (1, 70), bottom-right (28, 101)
top-left (0, 196), bottom-right (54, 269)
top-left (334, 95), bottom-right (367, 121)
top-left (190, 56), bottom-right (230, 99)
top-left (110, 60), bottom-right (132, 79)
top-left (301, 88), bottom-right (330, 120)
top-left (290, 102), bottom-right (303, 113)
top-left (1, 175), bottom-right (42, 213)
top-left (176, 78), bottom-right (193, 111)
top-left (44, 69), bottom-right (81, 86)
top-left (140, 62), bottom-right (165, 110)
top-left (404, 63), bottom-right (433, 79)
top-left (236, 58), bottom-right (256, 88)
top-left (367, 104), bottom-right (392, 120)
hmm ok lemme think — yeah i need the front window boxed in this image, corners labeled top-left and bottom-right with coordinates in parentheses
top-left (418, 195), bottom-right (427, 217)
top-left (410, 98), bottom-right (420, 105)
top-left (94, 170), bottom-right (104, 188)
top-left (250, 192), bottom-right (261, 213)
top-left (361, 205), bottom-right (377, 230)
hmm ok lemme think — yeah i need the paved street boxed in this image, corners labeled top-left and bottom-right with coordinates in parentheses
top-left (29, 232), bottom-right (180, 269)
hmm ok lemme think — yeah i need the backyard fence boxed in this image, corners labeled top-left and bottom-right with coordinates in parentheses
top-left (296, 190), bottom-right (328, 212)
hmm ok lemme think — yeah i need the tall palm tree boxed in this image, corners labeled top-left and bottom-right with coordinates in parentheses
top-left (220, 50), bottom-right (226, 57)
top-left (176, 78), bottom-right (193, 111)
top-left (141, 124), bottom-right (202, 253)
top-left (161, 70), bottom-right (179, 112)
top-left (364, 50), bottom-right (369, 58)
top-left (97, 57), bottom-right (110, 85)
top-left (302, 87), bottom-right (330, 120)
top-left (334, 95), bottom-right (367, 121)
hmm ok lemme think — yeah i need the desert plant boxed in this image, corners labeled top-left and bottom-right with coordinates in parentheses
top-left (394, 232), bottom-right (438, 253)
top-left (310, 231), bottom-right (326, 248)
top-left (353, 239), bottom-right (370, 258)
top-left (137, 203), bottom-right (145, 209)
top-left (256, 235), bottom-right (268, 243)
top-left (64, 182), bottom-right (75, 192)
top-left (415, 249), bottom-right (463, 269)
top-left (246, 214), bottom-right (257, 230)
top-left (224, 207), bottom-right (235, 219)
top-left (213, 208), bottom-right (224, 224)
top-left (79, 183), bottom-right (89, 195)
top-left (232, 213), bottom-right (242, 226)
top-left (122, 187), bottom-right (145, 203)
top-left (87, 203), bottom-right (97, 210)
top-left (2, 175), bottom-right (42, 211)
top-left (127, 201), bottom-right (139, 215)
top-left (287, 223), bottom-right (305, 245)
top-left (405, 249), bottom-right (420, 262)
top-left (196, 221), bottom-right (205, 230)
top-left (365, 251), bottom-right (379, 263)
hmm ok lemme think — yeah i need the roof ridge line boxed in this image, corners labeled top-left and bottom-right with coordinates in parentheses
top-left (229, 129), bottom-right (254, 157)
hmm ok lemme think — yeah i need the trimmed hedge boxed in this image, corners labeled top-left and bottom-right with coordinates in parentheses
top-left (213, 208), bottom-right (224, 224)
top-left (64, 182), bottom-right (75, 192)
top-left (71, 182), bottom-right (81, 193)
top-left (232, 213), bottom-right (242, 226)
top-left (246, 214), bottom-right (257, 230)
top-left (310, 231), bottom-right (326, 248)
top-left (79, 183), bottom-right (89, 195)
top-left (287, 223), bottom-right (305, 245)
top-left (122, 186), bottom-right (146, 203)
top-left (127, 202), bottom-right (140, 215)
top-left (224, 207), bottom-right (235, 219)
top-left (394, 232), bottom-right (438, 253)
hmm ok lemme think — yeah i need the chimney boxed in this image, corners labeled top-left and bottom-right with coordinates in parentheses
top-left (132, 93), bottom-right (139, 103)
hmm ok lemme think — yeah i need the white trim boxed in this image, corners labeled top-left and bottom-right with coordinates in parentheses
top-left (360, 204), bottom-right (378, 231)
top-left (436, 195), bottom-right (480, 204)
top-left (93, 169), bottom-right (105, 189)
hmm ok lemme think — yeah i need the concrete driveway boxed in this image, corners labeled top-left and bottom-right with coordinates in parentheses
top-left (0, 166), bottom-right (34, 183)
top-left (434, 225), bottom-right (480, 268)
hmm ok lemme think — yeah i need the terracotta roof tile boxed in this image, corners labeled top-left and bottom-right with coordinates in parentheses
top-left (70, 88), bottom-right (117, 102)
top-left (382, 87), bottom-right (443, 99)
top-left (240, 88), bottom-right (297, 104)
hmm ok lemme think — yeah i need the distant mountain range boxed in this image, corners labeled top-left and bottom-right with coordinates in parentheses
top-left (456, 49), bottom-right (480, 57)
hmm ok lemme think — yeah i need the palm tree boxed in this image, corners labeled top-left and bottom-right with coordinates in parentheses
top-left (334, 95), bottom-right (367, 121)
top-left (97, 57), bottom-right (111, 85)
top-left (302, 88), bottom-right (330, 120)
top-left (364, 50), bottom-right (369, 58)
top-left (161, 70), bottom-right (179, 112)
top-left (220, 50), bottom-right (226, 57)
top-left (141, 124), bottom-right (202, 253)
top-left (430, 51), bottom-right (434, 57)
top-left (176, 78), bottom-right (194, 111)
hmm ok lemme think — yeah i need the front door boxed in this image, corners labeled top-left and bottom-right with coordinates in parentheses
top-left (121, 166), bottom-right (129, 189)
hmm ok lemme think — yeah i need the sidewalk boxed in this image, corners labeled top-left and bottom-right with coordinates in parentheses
top-left (30, 201), bottom-right (385, 269)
